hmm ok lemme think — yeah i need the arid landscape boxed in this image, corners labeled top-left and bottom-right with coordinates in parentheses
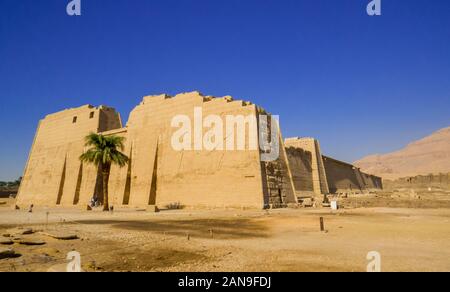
top-left (3, 105), bottom-right (447, 273)
top-left (356, 127), bottom-right (450, 180)
top-left (1, 184), bottom-right (450, 272)
top-left (2, 0), bottom-right (450, 276)
top-left (3, 130), bottom-right (449, 272)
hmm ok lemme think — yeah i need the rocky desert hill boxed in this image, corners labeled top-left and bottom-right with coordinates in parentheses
top-left (355, 126), bottom-right (450, 180)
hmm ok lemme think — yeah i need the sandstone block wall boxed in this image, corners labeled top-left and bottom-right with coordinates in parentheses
top-left (261, 129), bottom-right (297, 207)
top-left (322, 156), bottom-right (383, 193)
top-left (17, 92), bottom-right (296, 210)
top-left (17, 91), bottom-right (382, 209)
top-left (107, 92), bottom-right (270, 209)
top-left (284, 138), bottom-right (329, 196)
top-left (322, 156), bottom-right (363, 193)
top-left (284, 139), bottom-right (383, 195)
top-left (360, 172), bottom-right (383, 190)
top-left (16, 105), bottom-right (122, 207)
top-left (285, 147), bottom-right (314, 194)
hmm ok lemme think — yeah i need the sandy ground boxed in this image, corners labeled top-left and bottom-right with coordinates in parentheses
top-left (1, 195), bottom-right (449, 272)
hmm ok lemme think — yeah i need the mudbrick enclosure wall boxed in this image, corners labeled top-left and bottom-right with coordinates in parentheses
top-left (322, 156), bottom-right (383, 194)
top-left (16, 92), bottom-right (382, 210)
top-left (384, 173), bottom-right (450, 190)
top-left (283, 138), bottom-right (382, 196)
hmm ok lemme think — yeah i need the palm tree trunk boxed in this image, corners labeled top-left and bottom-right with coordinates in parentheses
top-left (102, 163), bottom-right (111, 212)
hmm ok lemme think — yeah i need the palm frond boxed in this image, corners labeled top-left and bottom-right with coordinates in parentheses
top-left (80, 133), bottom-right (129, 168)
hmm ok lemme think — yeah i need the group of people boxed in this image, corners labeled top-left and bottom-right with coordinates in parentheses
top-left (89, 196), bottom-right (100, 208)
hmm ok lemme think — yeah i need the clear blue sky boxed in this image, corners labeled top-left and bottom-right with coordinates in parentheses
top-left (1, 0), bottom-right (449, 181)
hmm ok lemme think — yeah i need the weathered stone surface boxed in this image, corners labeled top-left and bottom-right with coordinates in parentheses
top-left (0, 248), bottom-right (16, 259)
top-left (285, 138), bottom-right (330, 196)
top-left (301, 198), bottom-right (314, 207)
top-left (14, 91), bottom-right (382, 210)
top-left (287, 203), bottom-right (300, 209)
top-left (323, 156), bottom-right (381, 194)
top-left (15, 92), bottom-right (278, 209)
top-left (18, 239), bottom-right (46, 246)
top-left (0, 238), bottom-right (14, 245)
top-left (285, 138), bottom-right (383, 196)
top-left (6, 228), bottom-right (34, 236)
top-left (40, 232), bottom-right (78, 240)
top-left (0, 201), bottom-right (6, 205)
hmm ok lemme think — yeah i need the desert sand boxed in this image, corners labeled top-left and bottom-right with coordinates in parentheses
top-left (1, 191), bottom-right (449, 272)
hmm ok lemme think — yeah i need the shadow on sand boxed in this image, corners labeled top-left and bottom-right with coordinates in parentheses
top-left (75, 218), bottom-right (269, 240)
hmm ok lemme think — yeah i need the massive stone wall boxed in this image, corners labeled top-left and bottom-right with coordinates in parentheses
top-left (322, 156), bottom-right (363, 193)
top-left (285, 147), bottom-right (314, 194)
top-left (360, 172), bottom-right (383, 190)
top-left (107, 92), bottom-right (270, 209)
top-left (17, 92), bottom-right (296, 209)
top-left (322, 156), bottom-right (382, 194)
top-left (17, 91), bottom-right (382, 209)
top-left (261, 129), bottom-right (297, 207)
top-left (284, 139), bottom-right (383, 195)
top-left (284, 138), bottom-right (329, 196)
top-left (16, 106), bottom-right (122, 207)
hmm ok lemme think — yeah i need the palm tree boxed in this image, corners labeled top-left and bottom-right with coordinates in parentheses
top-left (80, 133), bottom-right (129, 211)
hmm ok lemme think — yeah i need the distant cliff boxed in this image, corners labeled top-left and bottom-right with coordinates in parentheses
top-left (355, 127), bottom-right (450, 180)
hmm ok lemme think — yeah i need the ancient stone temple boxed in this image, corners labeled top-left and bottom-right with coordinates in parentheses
top-left (16, 91), bottom-right (382, 210)
top-left (285, 138), bottom-right (383, 197)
